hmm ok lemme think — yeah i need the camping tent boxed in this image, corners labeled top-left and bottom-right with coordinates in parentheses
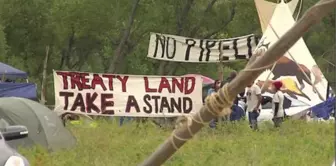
top-left (0, 97), bottom-right (76, 151)
top-left (0, 62), bottom-right (27, 80)
top-left (0, 83), bottom-right (37, 100)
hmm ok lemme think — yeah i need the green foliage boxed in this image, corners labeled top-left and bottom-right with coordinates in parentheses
top-left (0, 0), bottom-right (334, 103)
top-left (19, 120), bottom-right (334, 166)
top-left (0, 24), bottom-right (6, 58)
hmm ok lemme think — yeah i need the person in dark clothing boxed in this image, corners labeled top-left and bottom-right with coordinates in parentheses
top-left (225, 71), bottom-right (246, 121)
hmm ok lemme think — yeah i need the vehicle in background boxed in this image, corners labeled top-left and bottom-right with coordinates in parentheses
top-left (0, 125), bottom-right (30, 166)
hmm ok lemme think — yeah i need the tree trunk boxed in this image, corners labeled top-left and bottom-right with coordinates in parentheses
top-left (60, 27), bottom-right (75, 69)
top-left (157, 0), bottom-right (195, 75)
top-left (189, 0), bottom-right (218, 36)
top-left (165, 0), bottom-right (234, 75)
top-left (167, 63), bottom-right (179, 75)
top-left (40, 45), bottom-right (50, 105)
top-left (204, 1), bottom-right (236, 38)
top-left (108, 0), bottom-right (140, 73)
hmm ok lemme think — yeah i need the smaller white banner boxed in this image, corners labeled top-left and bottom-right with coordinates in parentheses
top-left (147, 32), bottom-right (259, 63)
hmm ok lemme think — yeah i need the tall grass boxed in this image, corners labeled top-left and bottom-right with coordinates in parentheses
top-left (19, 119), bottom-right (334, 166)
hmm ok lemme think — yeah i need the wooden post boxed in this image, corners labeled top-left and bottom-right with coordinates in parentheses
top-left (138, 1), bottom-right (335, 166)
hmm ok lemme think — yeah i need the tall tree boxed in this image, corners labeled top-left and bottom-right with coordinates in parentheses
top-left (108, 0), bottom-right (141, 73)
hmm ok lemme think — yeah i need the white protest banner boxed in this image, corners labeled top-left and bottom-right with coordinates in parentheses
top-left (53, 70), bottom-right (203, 117)
top-left (147, 32), bottom-right (259, 63)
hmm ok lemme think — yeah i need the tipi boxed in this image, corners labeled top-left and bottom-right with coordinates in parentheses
top-left (253, 0), bottom-right (329, 121)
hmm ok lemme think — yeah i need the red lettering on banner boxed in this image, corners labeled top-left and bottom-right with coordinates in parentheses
top-left (143, 76), bottom-right (195, 94)
top-left (125, 95), bottom-right (140, 113)
top-left (142, 94), bottom-right (192, 114)
top-left (184, 77), bottom-right (195, 94)
top-left (62, 72), bottom-right (90, 90)
top-left (151, 96), bottom-right (160, 113)
top-left (80, 73), bottom-right (90, 89)
top-left (68, 72), bottom-right (81, 89)
top-left (56, 72), bottom-right (70, 89)
top-left (56, 73), bottom-right (199, 115)
top-left (125, 95), bottom-right (191, 114)
top-left (102, 74), bottom-right (115, 90)
top-left (59, 92), bottom-right (74, 109)
top-left (101, 94), bottom-right (115, 114)
top-left (144, 77), bottom-right (157, 92)
top-left (158, 77), bottom-right (172, 93)
top-left (171, 78), bottom-right (184, 93)
top-left (92, 74), bottom-right (107, 91)
top-left (56, 72), bottom-right (129, 92)
top-left (143, 95), bottom-right (151, 113)
top-left (59, 92), bottom-right (115, 114)
top-left (85, 92), bottom-right (99, 113)
top-left (171, 97), bottom-right (182, 113)
top-left (117, 76), bottom-right (129, 92)
top-left (71, 93), bottom-right (85, 112)
top-left (160, 96), bottom-right (170, 113)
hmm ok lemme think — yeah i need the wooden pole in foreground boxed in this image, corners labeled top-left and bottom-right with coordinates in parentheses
top-left (139, 1), bottom-right (336, 166)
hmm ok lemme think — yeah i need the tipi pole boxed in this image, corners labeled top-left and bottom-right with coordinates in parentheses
top-left (138, 0), bottom-right (336, 166)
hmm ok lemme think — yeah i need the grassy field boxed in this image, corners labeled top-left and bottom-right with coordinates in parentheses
top-left (19, 119), bottom-right (334, 166)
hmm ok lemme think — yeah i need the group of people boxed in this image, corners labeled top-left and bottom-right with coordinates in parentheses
top-left (207, 71), bottom-right (286, 130)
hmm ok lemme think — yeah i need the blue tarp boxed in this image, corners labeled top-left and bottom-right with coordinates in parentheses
top-left (0, 83), bottom-right (37, 100)
top-left (311, 97), bottom-right (335, 120)
top-left (0, 62), bottom-right (27, 79)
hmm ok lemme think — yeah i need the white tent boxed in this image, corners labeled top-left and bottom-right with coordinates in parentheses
top-left (253, 0), bottom-right (329, 121)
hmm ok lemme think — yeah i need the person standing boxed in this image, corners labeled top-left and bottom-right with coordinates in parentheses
top-left (224, 71), bottom-right (246, 121)
top-left (207, 79), bottom-right (221, 96)
top-left (246, 81), bottom-right (262, 130)
top-left (272, 81), bottom-right (285, 128)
